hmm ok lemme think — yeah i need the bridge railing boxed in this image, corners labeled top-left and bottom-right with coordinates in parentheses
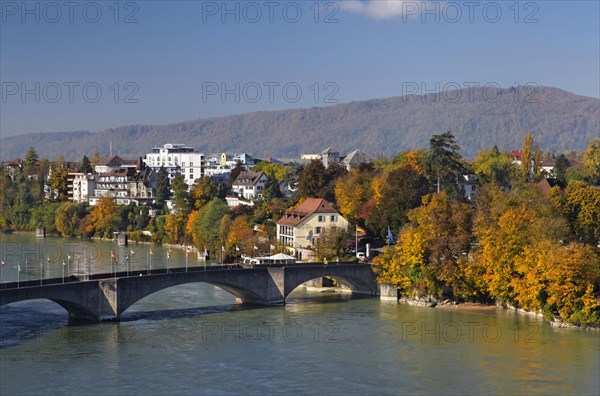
top-left (0, 261), bottom-right (371, 290)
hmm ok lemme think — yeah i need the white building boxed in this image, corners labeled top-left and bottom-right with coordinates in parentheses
top-left (68, 173), bottom-right (96, 203)
top-left (144, 144), bottom-right (205, 187)
top-left (457, 174), bottom-right (479, 201)
top-left (231, 171), bottom-right (268, 200)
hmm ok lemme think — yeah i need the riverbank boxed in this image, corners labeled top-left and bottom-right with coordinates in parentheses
top-left (396, 295), bottom-right (600, 330)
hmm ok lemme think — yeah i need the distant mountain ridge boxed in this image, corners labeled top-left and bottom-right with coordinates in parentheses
top-left (1, 86), bottom-right (598, 161)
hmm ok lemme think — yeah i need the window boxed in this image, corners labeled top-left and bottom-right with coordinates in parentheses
top-left (330, 215), bottom-right (336, 222)
top-left (189, 174), bottom-right (194, 180)
top-left (315, 226), bottom-right (322, 234)
top-left (318, 215), bottom-right (325, 222)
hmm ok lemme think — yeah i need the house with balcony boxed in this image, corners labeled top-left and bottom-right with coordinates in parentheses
top-left (276, 198), bottom-right (349, 260)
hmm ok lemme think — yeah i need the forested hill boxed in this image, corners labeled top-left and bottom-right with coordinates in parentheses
top-left (1, 86), bottom-right (598, 161)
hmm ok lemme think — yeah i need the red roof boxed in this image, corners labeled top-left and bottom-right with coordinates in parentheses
top-left (277, 198), bottom-right (339, 226)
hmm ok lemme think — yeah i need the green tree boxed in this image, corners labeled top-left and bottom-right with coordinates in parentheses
top-left (425, 131), bottom-right (464, 192)
top-left (314, 226), bottom-right (351, 260)
top-left (80, 155), bottom-right (92, 173)
top-left (191, 198), bottom-right (229, 254)
top-left (55, 202), bottom-right (82, 236)
top-left (263, 171), bottom-right (282, 202)
top-left (298, 160), bottom-right (326, 198)
top-left (155, 167), bottom-right (170, 207)
top-left (171, 173), bottom-right (191, 213)
top-left (554, 154), bottom-right (570, 186)
top-left (228, 162), bottom-right (244, 188)
top-left (23, 147), bottom-right (39, 175)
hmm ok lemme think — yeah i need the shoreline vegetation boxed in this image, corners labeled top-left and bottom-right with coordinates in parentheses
top-left (1, 133), bottom-right (599, 328)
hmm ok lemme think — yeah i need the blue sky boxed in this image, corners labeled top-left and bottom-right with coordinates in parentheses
top-left (1, 0), bottom-right (598, 136)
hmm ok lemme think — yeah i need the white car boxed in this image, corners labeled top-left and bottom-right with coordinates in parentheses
top-left (356, 252), bottom-right (366, 261)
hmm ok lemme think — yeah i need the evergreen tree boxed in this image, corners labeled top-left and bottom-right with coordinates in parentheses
top-left (155, 166), bottom-right (170, 206)
top-left (80, 155), bottom-right (92, 173)
top-left (554, 154), bottom-right (570, 186)
top-left (425, 131), bottom-right (464, 192)
top-left (171, 173), bottom-right (191, 213)
top-left (24, 147), bottom-right (39, 175)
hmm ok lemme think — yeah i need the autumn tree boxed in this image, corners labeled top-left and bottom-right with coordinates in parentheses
top-left (366, 165), bottom-right (429, 238)
top-left (583, 138), bottom-right (600, 184)
top-left (533, 144), bottom-right (543, 181)
top-left (472, 146), bottom-right (516, 189)
top-left (408, 192), bottom-right (474, 298)
top-left (86, 196), bottom-right (119, 237)
top-left (191, 176), bottom-right (219, 209)
top-left (48, 165), bottom-right (70, 201)
top-left (252, 161), bottom-right (287, 181)
top-left (334, 167), bottom-right (372, 222)
top-left (226, 215), bottom-right (254, 253)
top-left (550, 181), bottom-right (600, 245)
top-left (164, 211), bottom-right (188, 244)
top-left (520, 132), bottom-right (534, 182)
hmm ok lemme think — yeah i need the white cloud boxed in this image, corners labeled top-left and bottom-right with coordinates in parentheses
top-left (341, 0), bottom-right (424, 20)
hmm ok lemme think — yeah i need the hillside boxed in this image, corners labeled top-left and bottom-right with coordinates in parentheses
top-left (1, 86), bottom-right (598, 161)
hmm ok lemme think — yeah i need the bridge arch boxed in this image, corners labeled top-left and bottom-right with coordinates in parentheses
top-left (115, 269), bottom-right (284, 317)
top-left (282, 265), bottom-right (377, 298)
top-left (1, 296), bottom-right (101, 322)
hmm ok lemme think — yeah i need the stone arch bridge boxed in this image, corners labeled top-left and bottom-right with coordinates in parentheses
top-left (0, 263), bottom-right (377, 321)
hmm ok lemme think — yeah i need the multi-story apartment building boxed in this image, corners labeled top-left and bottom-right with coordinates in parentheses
top-left (143, 143), bottom-right (205, 187)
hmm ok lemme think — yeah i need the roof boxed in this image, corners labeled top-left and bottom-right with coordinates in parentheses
top-left (233, 171), bottom-right (266, 187)
top-left (538, 178), bottom-right (559, 195)
top-left (98, 167), bottom-right (137, 178)
top-left (97, 155), bottom-right (136, 167)
top-left (4, 157), bottom-right (23, 166)
top-left (277, 198), bottom-right (340, 226)
top-left (321, 147), bottom-right (338, 155)
top-left (342, 149), bottom-right (372, 166)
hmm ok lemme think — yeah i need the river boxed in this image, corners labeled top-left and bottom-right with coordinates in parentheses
top-left (1, 235), bottom-right (598, 395)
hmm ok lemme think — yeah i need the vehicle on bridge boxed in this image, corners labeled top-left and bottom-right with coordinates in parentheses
top-left (241, 253), bottom-right (297, 267)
